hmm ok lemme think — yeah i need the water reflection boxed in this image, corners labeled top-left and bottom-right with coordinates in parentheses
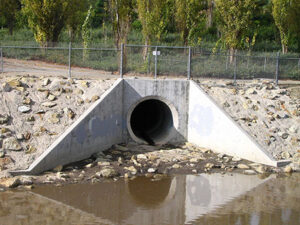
top-left (0, 173), bottom-right (300, 225)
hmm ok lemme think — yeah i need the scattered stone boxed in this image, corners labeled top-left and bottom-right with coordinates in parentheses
top-left (284, 165), bottom-right (293, 173)
top-left (124, 166), bottom-right (137, 175)
top-left (189, 158), bottom-right (199, 163)
top-left (85, 163), bottom-right (94, 168)
top-left (22, 97), bottom-right (32, 105)
top-left (148, 168), bottom-right (156, 173)
top-left (53, 165), bottom-right (63, 172)
top-left (91, 95), bottom-right (100, 102)
top-left (97, 168), bottom-right (117, 178)
top-left (232, 157), bottom-right (241, 162)
top-left (7, 79), bottom-right (21, 87)
top-left (49, 113), bottom-right (60, 124)
top-left (205, 163), bottom-right (214, 168)
top-left (48, 94), bottom-right (56, 101)
top-left (237, 164), bottom-right (250, 169)
top-left (63, 108), bottom-right (75, 119)
top-left (20, 176), bottom-right (33, 185)
top-left (289, 125), bottom-right (298, 134)
top-left (80, 81), bottom-right (89, 88)
top-left (281, 151), bottom-right (291, 159)
top-left (254, 165), bottom-right (266, 174)
top-left (0, 114), bottom-right (9, 124)
top-left (18, 105), bottom-right (31, 113)
top-left (3, 137), bottom-right (22, 151)
top-left (24, 132), bottom-right (31, 140)
top-left (246, 88), bottom-right (257, 95)
top-left (137, 154), bottom-right (147, 160)
top-left (25, 145), bottom-right (37, 154)
top-left (279, 132), bottom-right (289, 139)
top-left (172, 164), bottom-right (181, 169)
top-left (0, 177), bottom-right (20, 188)
top-left (97, 161), bottom-right (111, 167)
top-left (223, 101), bottom-right (230, 108)
top-left (43, 78), bottom-right (51, 86)
top-left (1, 128), bottom-right (10, 134)
top-left (244, 170), bottom-right (256, 175)
top-left (2, 83), bottom-right (12, 92)
top-left (0, 150), bottom-right (5, 158)
top-left (42, 102), bottom-right (57, 108)
top-left (26, 116), bottom-right (35, 122)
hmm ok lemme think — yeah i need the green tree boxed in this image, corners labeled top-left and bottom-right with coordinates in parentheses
top-left (272, 0), bottom-right (291, 53)
top-left (175, 0), bottom-right (207, 45)
top-left (22, 0), bottom-right (70, 46)
top-left (215, 0), bottom-right (257, 58)
top-left (0, 0), bottom-right (21, 35)
top-left (65, 0), bottom-right (88, 41)
top-left (137, 0), bottom-right (172, 45)
top-left (288, 0), bottom-right (300, 51)
top-left (108, 0), bottom-right (134, 48)
top-left (91, 0), bottom-right (109, 28)
top-left (82, 5), bottom-right (92, 60)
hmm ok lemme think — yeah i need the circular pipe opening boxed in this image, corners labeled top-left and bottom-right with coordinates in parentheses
top-left (128, 98), bottom-right (175, 145)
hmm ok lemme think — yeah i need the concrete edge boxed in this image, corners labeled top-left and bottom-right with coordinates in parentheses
top-left (10, 78), bottom-right (124, 175)
top-left (189, 80), bottom-right (287, 167)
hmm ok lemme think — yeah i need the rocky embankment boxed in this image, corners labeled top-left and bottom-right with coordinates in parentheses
top-left (198, 79), bottom-right (300, 162)
top-left (0, 75), bottom-right (115, 178)
top-left (0, 76), bottom-right (300, 190)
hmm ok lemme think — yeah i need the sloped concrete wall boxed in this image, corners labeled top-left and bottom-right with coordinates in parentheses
top-left (187, 81), bottom-right (279, 167)
top-left (12, 79), bottom-right (124, 175)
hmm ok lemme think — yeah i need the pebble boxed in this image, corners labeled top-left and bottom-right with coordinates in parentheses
top-left (41, 102), bottom-right (57, 108)
top-left (18, 105), bottom-right (31, 113)
top-left (237, 164), bottom-right (250, 169)
top-left (284, 166), bottom-right (293, 173)
top-left (244, 170), bottom-right (256, 175)
top-left (147, 168), bottom-right (156, 173)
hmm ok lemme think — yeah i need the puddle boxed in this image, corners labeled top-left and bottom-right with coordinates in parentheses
top-left (1, 173), bottom-right (300, 225)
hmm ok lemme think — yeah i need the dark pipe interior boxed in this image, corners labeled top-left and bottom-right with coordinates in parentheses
top-left (130, 99), bottom-right (173, 145)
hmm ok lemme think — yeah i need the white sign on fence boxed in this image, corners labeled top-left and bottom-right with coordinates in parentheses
top-left (152, 51), bottom-right (161, 56)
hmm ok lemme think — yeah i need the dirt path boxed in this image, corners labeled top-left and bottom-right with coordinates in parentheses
top-left (1, 58), bottom-right (119, 80)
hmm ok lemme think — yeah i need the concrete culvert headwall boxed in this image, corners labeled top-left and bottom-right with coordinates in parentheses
top-left (129, 99), bottom-right (174, 145)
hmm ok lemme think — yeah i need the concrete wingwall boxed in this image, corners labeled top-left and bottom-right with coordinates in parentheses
top-left (12, 79), bottom-right (124, 175)
top-left (187, 80), bottom-right (279, 167)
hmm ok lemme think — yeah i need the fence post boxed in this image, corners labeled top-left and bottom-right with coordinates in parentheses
top-left (147, 51), bottom-right (150, 74)
top-left (275, 52), bottom-right (280, 85)
top-left (120, 43), bottom-right (124, 78)
top-left (68, 42), bottom-right (72, 78)
top-left (233, 50), bottom-right (237, 84)
top-left (264, 56), bottom-right (267, 71)
top-left (0, 48), bottom-right (3, 73)
top-left (154, 46), bottom-right (158, 79)
top-left (187, 46), bottom-right (191, 80)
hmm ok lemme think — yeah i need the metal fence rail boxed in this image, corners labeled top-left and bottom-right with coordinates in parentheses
top-left (1, 42), bottom-right (300, 82)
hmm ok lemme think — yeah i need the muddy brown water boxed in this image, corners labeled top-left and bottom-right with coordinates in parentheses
top-left (0, 173), bottom-right (300, 225)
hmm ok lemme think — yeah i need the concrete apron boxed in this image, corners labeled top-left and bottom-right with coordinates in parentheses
top-left (11, 79), bottom-right (290, 175)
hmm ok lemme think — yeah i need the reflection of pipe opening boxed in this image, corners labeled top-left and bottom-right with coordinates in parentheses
top-left (128, 176), bottom-right (172, 207)
top-left (129, 99), bottom-right (174, 145)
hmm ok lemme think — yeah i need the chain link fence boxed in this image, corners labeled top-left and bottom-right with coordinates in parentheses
top-left (1, 42), bottom-right (300, 81)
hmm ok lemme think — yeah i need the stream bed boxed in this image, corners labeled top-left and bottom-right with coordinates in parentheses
top-left (0, 173), bottom-right (300, 225)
